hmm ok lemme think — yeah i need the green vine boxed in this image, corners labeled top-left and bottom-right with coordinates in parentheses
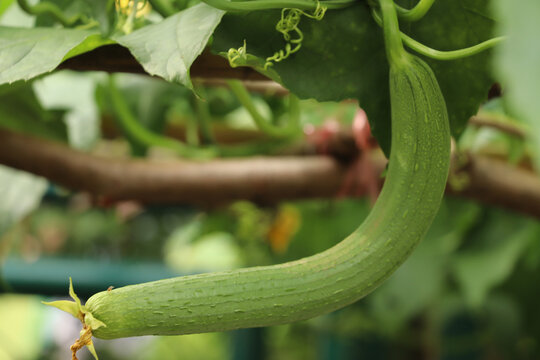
top-left (400, 32), bottom-right (506, 61)
top-left (192, 87), bottom-right (216, 145)
top-left (108, 76), bottom-right (216, 159)
top-left (395, 0), bottom-right (435, 22)
top-left (371, 8), bottom-right (506, 61)
top-left (227, 79), bottom-right (301, 139)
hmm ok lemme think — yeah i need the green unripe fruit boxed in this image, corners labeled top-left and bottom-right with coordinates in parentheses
top-left (83, 54), bottom-right (450, 339)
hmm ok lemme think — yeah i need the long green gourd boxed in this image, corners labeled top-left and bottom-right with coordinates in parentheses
top-left (46, 0), bottom-right (450, 358)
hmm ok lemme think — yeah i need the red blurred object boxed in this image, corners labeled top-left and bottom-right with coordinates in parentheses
top-left (339, 107), bottom-right (382, 204)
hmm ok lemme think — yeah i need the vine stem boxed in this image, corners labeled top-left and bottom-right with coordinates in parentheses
top-left (401, 34), bottom-right (507, 61)
top-left (395, 0), bottom-right (435, 22)
top-left (108, 76), bottom-right (216, 159)
top-left (199, 0), bottom-right (355, 12)
top-left (379, 0), bottom-right (410, 68)
top-left (193, 88), bottom-right (216, 145)
top-left (372, 10), bottom-right (506, 61)
top-left (227, 79), bottom-right (301, 139)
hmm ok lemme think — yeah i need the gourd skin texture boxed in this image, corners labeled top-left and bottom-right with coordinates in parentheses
top-left (87, 55), bottom-right (450, 339)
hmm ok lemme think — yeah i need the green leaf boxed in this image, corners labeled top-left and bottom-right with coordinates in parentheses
top-left (35, 0), bottom-right (116, 35)
top-left (0, 0), bottom-right (15, 17)
top-left (34, 71), bottom-right (101, 149)
top-left (451, 210), bottom-right (538, 308)
top-left (114, 3), bottom-right (225, 90)
top-left (452, 234), bottom-right (530, 308)
top-left (33, 0), bottom-right (83, 27)
top-left (0, 166), bottom-right (47, 236)
top-left (0, 82), bottom-right (68, 141)
top-left (81, 0), bottom-right (117, 36)
top-left (493, 0), bottom-right (540, 169)
top-left (212, 1), bottom-right (495, 155)
top-left (0, 26), bottom-right (99, 85)
top-left (64, 34), bottom-right (115, 60)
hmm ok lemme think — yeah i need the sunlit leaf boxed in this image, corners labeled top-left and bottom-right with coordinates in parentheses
top-left (0, 26), bottom-right (99, 84)
top-left (114, 3), bottom-right (224, 90)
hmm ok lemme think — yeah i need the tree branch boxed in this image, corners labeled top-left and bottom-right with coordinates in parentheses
top-left (0, 129), bottom-right (350, 206)
top-left (1, 129), bottom-right (539, 218)
top-left (448, 152), bottom-right (540, 218)
top-left (468, 115), bottom-right (526, 139)
top-left (58, 46), bottom-right (267, 81)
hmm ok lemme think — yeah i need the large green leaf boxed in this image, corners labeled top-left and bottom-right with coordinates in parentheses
top-left (114, 3), bottom-right (225, 90)
top-left (212, 1), bottom-right (495, 154)
top-left (493, 0), bottom-right (540, 169)
top-left (212, 6), bottom-right (390, 146)
top-left (0, 26), bottom-right (100, 84)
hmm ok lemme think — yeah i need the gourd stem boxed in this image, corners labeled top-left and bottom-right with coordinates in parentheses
top-left (379, 0), bottom-right (410, 68)
top-left (395, 0), bottom-right (435, 22)
top-left (199, 0), bottom-right (355, 12)
top-left (227, 79), bottom-right (301, 139)
top-left (372, 10), bottom-right (506, 61)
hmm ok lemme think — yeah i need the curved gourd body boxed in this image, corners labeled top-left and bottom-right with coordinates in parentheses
top-left (87, 55), bottom-right (450, 339)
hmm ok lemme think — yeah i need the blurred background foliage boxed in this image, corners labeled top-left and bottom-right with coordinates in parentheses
top-left (0, 69), bottom-right (539, 359)
top-left (1, 193), bottom-right (540, 359)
